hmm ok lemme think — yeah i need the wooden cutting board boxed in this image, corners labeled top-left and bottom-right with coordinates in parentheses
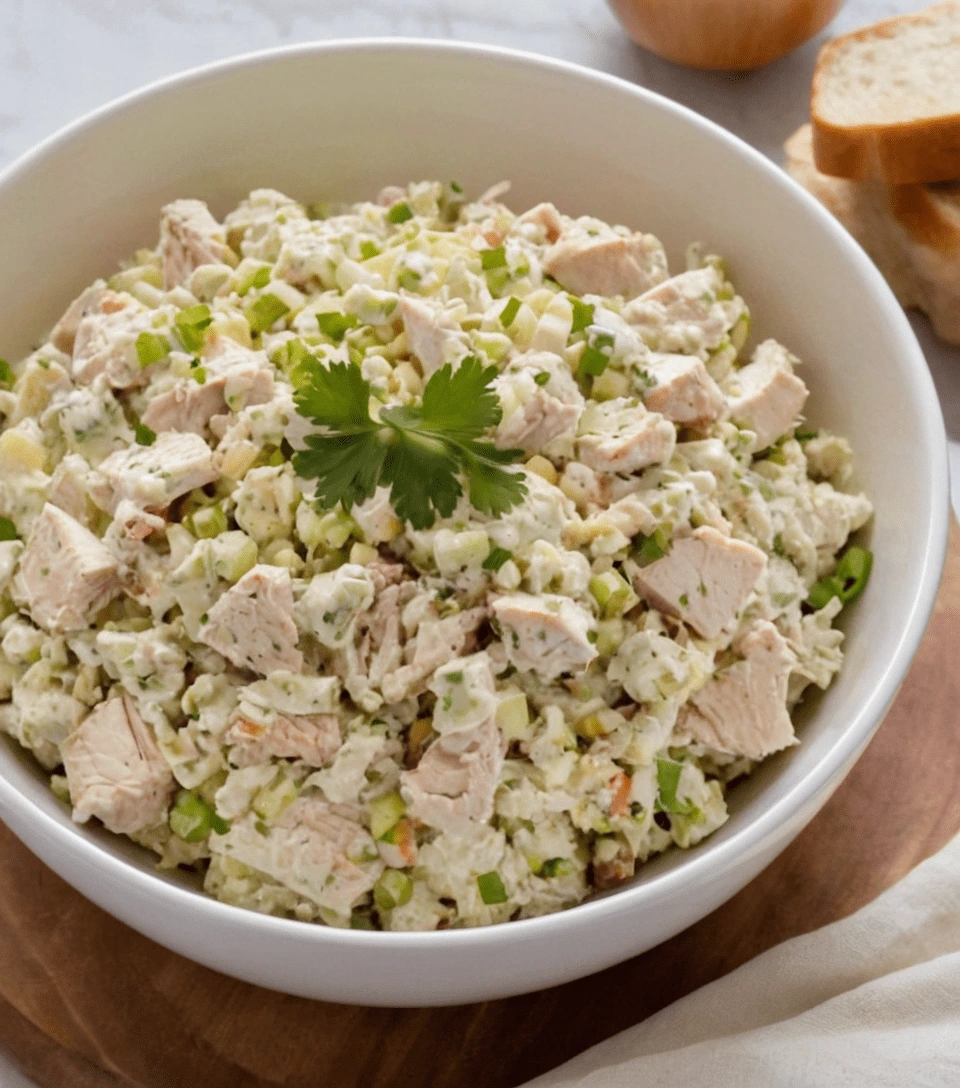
top-left (1, 527), bottom-right (958, 1088)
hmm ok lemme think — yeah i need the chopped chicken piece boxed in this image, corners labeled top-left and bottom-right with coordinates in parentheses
top-left (61, 694), bottom-right (175, 834)
top-left (159, 199), bottom-right (233, 289)
top-left (622, 267), bottom-right (734, 352)
top-left (545, 230), bottom-right (666, 299)
top-left (141, 336), bottom-right (274, 435)
top-left (494, 351), bottom-right (585, 452)
top-left (49, 283), bottom-right (107, 354)
top-left (726, 340), bottom-right (809, 449)
top-left (71, 289), bottom-right (159, 388)
top-left (515, 202), bottom-right (564, 243)
top-left (577, 399), bottom-right (676, 475)
top-left (93, 431), bottom-right (218, 514)
top-left (402, 717), bottom-right (506, 833)
top-left (644, 354), bottom-right (725, 427)
top-left (17, 504), bottom-right (121, 631)
top-left (226, 712), bottom-right (341, 768)
top-left (210, 796), bottom-right (382, 917)
top-left (399, 296), bottom-right (469, 377)
top-left (675, 621), bottom-right (798, 759)
top-left (200, 564), bottom-right (303, 675)
top-left (380, 607), bottom-right (488, 704)
top-left (632, 526), bottom-right (767, 639)
top-left (492, 593), bottom-right (597, 680)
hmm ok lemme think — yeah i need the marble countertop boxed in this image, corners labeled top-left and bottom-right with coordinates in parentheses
top-left (0, 1), bottom-right (954, 1083)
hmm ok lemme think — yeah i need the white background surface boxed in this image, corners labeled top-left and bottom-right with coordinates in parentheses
top-left (0, 1), bottom-right (954, 1084)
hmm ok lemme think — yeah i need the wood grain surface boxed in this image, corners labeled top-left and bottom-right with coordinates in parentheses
top-left (1, 529), bottom-right (958, 1088)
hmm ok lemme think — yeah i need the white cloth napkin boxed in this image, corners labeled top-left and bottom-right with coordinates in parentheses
top-left (525, 835), bottom-right (960, 1087)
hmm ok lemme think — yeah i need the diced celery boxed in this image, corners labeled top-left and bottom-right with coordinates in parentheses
top-left (246, 293), bottom-right (290, 333)
top-left (477, 871), bottom-right (507, 905)
top-left (190, 503), bottom-right (228, 540)
top-left (0, 430), bottom-right (45, 471)
top-left (135, 331), bottom-right (170, 369)
top-left (387, 201), bottom-right (413, 224)
top-left (169, 789), bottom-right (229, 842)
top-left (595, 618), bottom-right (626, 656)
top-left (349, 542), bottom-right (379, 566)
top-left (495, 691), bottom-right (530, 741)
top-left (525, 455), bottom-right (558, 484)
top-left (252, 774), bottom-right (299, 820)
top-left (589, 571), bottom-right (638, 618)
top-left (635, 527), bottom-right (670, 566)
top-left (541, 857), bottom-right (574, 878)
top-left (175, 304), bottom-right (213, 352)
top-left (213, 534), bottom-right (258, 583)
top-left (575, 713), bottom-right (609, 740)
top-left (373, 868), bottom-right (413, 911)
top-left (369, 790), bottom-right (406, 840)
top-left (592, 368), bottom-right (630, 401)
top-left (317, 311), bottom-right (359, 341)
top-left (730, 312), bottom-right (751, 355)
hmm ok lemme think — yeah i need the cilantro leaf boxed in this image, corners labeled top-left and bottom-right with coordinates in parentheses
top-left (292, 357), bottom-right (526, 529)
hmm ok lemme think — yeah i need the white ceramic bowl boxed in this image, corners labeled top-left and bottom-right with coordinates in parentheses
top-left (0, 40), bottom-right (948, 1007)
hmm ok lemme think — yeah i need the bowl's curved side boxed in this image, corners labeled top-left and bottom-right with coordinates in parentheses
top-left (0, 39), bottom-right (948, 1006)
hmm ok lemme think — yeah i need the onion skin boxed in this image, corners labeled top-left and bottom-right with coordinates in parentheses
top-left (607, 0), bottom-right (844, 71)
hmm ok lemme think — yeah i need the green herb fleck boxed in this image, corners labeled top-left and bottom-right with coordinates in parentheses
top-left (0, 517), bottom-right (19, 542)
top-left (134, 422), bottom-right (156, 447)
top-left (482, 546), bottom-right (513, 572)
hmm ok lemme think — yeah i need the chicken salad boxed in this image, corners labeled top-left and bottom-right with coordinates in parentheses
top-left (0, 181), bottom-right (872, 929)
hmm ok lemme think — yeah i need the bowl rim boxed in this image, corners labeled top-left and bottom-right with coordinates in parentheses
top-left (0, 36), bottom-right (949, 952)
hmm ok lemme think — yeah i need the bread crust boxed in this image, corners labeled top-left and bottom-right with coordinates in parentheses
top-left (811, 2), bottom-right (960, 185)
top-left (786, 123), bottom-right (960, 344)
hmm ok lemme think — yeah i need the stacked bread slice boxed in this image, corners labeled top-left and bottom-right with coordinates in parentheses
top-left (786, 1), bottom-right (960, 344)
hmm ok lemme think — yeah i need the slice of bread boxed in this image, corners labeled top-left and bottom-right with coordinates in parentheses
top-left (811, 1), bottom-right (960, 185)
top-left (786, 123), bottom-right (960, 344)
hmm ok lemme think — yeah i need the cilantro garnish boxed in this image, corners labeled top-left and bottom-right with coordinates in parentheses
top-left (292, 356), bottom-right (527, 530)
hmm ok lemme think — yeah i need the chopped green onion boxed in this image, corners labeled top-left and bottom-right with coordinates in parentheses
top-left (246, 293), bottom-right (291, 333)
top-left (477, 870), bottom-right (507, 905)
top-left (169, 789), bottom-right (228, 843)
top-left (579, 335), bottom-right (614, 377)
top-left (236, 265), bottom-right (272, 296)
top-left (481, 246), bottom-right (507, 271)
top-left (387, 201), bottom-right (413, 224)
top-left (135, 331), bottom-right (170, 368)
top-left (499, 296), bottom-right (521, 328)
top-left (579, 346), bottom-right (609, 377)
top-left (359, 240), bottom-right (380, 261)
top-left (482, 546), bottom-right (513, 572)
top-left (175, 304), bottom-right (213, 353)
top-left (808, 546), bottom-right (873, 609)
top-left (373, 868), bottom-right (414, 911)
top-left (570, 299), bottom-right (595, 334)
top-left (0, 359), bottom-right (13, 387)
top-left (541, 857), bottom-right (574, 878)
top-left (795, 429), bottom-right (818, 443)
top-left (134, 422), bottom-right (156, 447)
top-left (533, 371), bottom-right (551, 387)
top-left (655, 758), bottom-right (686, 815)
top-left (0, 517), bottom-right (19, 541)
top-left (316, 311), bottom-right (359, 341)
top-left (636, 527), bottom-right (670, 566)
